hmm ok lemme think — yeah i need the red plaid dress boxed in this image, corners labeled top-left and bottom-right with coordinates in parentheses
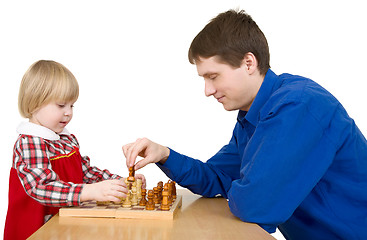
top-left (4, 122), bottom-right (121, 240)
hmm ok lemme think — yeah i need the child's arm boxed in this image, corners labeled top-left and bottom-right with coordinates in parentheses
top-left (80, 156), bottom-right (147, 188)
top-left (69, 134), bottom-right (147, 191)
top-left (80, 155), bottom-right (121, 183)
top-left (14, 136), bottom-right (130, 205)
top-left (69, 134), bottom-right (121, 183)
top-left (14, 136), bottom-right (83, 207)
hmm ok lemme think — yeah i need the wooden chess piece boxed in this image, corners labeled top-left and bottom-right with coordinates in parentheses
top-left (127, 166), bottom-right (135, 182)
top-left (160, 189), bottom-right (170, 211)
top-left (125, 178), bottom-right (132, 192)
top-left (163, 183), bottom-right (172, 205)
top-left (157, 184), bottom-right (163, 202)
top-left (136, 179), bottom-right (142, 200)
top-left (131, 186), bottom-right (138, 206)
top-left (172, 181), bottom-right (177, 200)
top-left (119, 196), bottom-right (126, 204)
top-left (153, 187), bottom-right (160, 204)
top-left (122, 191), bottom-right (132, 208)
top-left (145, 190), bottom-right (155, 210)
top-left (139, 188), bottom-right (147, 206)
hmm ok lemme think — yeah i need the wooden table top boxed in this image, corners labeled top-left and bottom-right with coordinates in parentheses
top-left (28, 189), bottom-right (275, 240)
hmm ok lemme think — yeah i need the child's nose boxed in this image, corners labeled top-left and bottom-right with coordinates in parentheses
top-left (64, 107), bottom-right (73, 116)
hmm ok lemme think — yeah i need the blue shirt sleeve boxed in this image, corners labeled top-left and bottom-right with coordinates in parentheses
top-left (156, 133), bottom-right (241, 198)
top-left (228, 100), bottom-right (336, 233)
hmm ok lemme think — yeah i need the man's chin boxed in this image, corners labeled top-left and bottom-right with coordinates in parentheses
top-left (222, 104), bottom-right (237, 111)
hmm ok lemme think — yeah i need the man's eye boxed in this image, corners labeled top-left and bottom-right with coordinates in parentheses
top-left (209, 75), bottom-right (217, 80)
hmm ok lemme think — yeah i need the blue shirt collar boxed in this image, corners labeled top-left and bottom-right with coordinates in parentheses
top-left (237, 69), bottom-right (282, 127)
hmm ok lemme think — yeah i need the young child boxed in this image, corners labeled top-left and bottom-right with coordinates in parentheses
top-left (4, 60), bottom-right (145, 240)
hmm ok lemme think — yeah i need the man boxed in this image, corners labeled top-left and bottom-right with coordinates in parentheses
top-left (123, 10), bottom-right (367, 239)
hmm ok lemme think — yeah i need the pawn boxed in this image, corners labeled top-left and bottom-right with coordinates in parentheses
top-left (153, 187), bottom-right (160, 204)
top-left (160, 189), bottom-right (170, 211)
top-left (127, 166), bottom-right (135, 182)
top-left (157, 181), bottom-right (163, 194)
top-left (139, 188), bottom-right (147, 206)
top-left (131, 186), bottom-right (138, 206)
top-left (122, 192), bottom-right (132, 208)
top-left (157, 184), bottom-right (163, 202)
top-left (146, 190), bottom-right (155, 210)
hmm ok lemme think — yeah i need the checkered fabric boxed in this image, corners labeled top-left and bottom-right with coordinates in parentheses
top-left (12, 133), bottom-right (121, 207)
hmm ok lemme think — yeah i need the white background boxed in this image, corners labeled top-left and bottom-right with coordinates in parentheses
top-left (0, 1), bottom-right (366, 239)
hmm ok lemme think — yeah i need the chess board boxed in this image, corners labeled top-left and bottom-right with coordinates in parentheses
top-left (59, 195), bottom-right (182, 220)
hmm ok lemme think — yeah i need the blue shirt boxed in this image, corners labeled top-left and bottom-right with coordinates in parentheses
top-left (157, 69), bottom-right (367, 239)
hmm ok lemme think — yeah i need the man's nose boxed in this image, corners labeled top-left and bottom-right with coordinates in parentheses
top-left (205, 80), bottom-right (216, 97)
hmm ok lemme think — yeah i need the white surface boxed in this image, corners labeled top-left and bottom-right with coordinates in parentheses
top-left (1, 1), bottom-right (366, 239)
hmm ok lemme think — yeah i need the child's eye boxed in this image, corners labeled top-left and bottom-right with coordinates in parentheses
top-left (57, 104), bottom-right (65, 108)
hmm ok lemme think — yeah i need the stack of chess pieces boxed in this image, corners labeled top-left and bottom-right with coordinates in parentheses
top-left (120, 167), bottom-right (177, 211)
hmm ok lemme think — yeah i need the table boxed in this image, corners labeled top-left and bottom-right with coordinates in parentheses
top-left (28, 189), bottom-right (275, 240)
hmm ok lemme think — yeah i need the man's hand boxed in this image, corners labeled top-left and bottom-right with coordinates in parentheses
top-left (122, 137), bottom-right (170, 170)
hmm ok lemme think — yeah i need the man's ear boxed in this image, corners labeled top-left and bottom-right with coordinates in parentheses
top-left (242, 52), bottom-right (258, 75)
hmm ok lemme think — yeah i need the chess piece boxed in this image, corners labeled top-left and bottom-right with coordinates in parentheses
top-left (157, 182), bottom-right (163, 202)
top-left (139, 188), bottom-right (147, 206)
top-left (125, 178), bottom-right (132, 191)
top-left (136, 179), bottom-right (142, 200)
top-left (127, 166), bottom-right (135, 182)
top-left (132, 180), bottom-right (137, 193)
top-left (122, 191), bottom-right (132, 208)
top-left (145, 190), bottom-right (155, 210)
top-left (160, 189), bottom-right (170, 211)
top-left (171, 181), bottom-right (177, 200)
top-left (153, 187), bottom-right (160, 204)
top-left (164, 183), bottom-right (172, 205)
top-left (131, 186), bottom-right (138, 206)
top-left (119, 196), bottom-right (126, 204)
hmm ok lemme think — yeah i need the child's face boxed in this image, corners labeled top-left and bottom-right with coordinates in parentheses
top-left (30, 101), bottom-right (74, 133)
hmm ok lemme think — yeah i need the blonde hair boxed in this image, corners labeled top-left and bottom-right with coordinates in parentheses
top-left (18, 60), bottom-right (79, 118)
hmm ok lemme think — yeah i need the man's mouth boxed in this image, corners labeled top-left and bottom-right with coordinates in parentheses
top-left (216, 96), bottom-right (224, 103)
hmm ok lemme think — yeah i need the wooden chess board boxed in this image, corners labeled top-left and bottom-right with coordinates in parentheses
top-left (59, 195), bottom-right (182, 220)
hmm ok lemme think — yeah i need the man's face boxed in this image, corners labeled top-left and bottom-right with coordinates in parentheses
top-left (196, 56), bottom-right (259, 111)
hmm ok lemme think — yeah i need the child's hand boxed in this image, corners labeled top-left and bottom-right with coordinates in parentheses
top-left (135, 174), bottom-right (147, 188)
top-left (80, 179), bottom-right (127, 203)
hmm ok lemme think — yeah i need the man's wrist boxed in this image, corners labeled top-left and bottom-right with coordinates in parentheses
top-left (159, 147), bottom-right (170, 165)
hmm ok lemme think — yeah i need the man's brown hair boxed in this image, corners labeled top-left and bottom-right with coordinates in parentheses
top-left (188, 9), bottom-right (270, 75)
